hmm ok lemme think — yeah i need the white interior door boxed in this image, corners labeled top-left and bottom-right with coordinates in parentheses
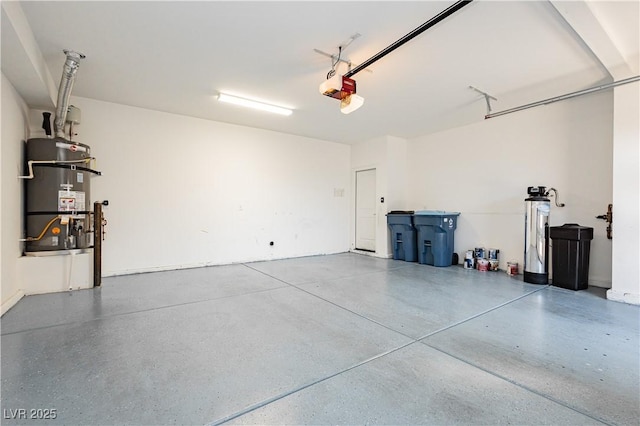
top-left (355, 168), bottom-right (376, 252)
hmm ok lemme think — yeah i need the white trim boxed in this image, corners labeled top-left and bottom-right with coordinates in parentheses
top-left (350, 164), bottom-right (379, 254)
top-left (606, 289), bottom-right (640, 305)
top-left (354, 167), bottom-right (378, 254)
top-left (1, 290), bottom-right (25, 316)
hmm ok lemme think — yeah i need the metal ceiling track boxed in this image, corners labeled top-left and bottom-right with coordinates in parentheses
top-left (485, 75), bottom-right (640, 119)
top-left (344, 0), bottom-right (473, 78)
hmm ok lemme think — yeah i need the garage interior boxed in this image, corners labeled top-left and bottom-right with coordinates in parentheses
top-left (1, 1), bottom-right (639, 425)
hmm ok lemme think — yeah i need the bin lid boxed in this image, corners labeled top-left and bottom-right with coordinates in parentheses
top-left (549, 223), bottom-right (594, 240)
top-left (387, 210), bottom-right (415, 215)
top-left (414, 210), bottom-right (460, 217)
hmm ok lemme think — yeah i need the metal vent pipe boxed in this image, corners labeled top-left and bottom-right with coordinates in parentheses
top-left (54, 49), bottom-right (85, 138)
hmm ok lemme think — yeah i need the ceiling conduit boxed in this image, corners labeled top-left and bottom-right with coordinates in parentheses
top-left (343, 0), bottom-right (473, 78)
top-left (485, 75), bottom-right (640, 119)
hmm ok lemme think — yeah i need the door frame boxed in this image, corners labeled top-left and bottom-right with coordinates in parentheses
top-left (353, 166), bottom-right (378, 254)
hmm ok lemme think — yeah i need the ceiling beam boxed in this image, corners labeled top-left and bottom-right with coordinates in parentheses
top-left (1, 1), bottom-right (57, 108)
top-left (549, 0), bottom-right (633, 80)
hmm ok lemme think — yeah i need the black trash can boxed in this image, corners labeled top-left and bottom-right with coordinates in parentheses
top-left (550, 224), bottom-right (593, 291)
top-left (386, 211), bottom-right (417, 262)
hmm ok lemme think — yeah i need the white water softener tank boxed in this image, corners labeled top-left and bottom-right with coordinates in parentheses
top-left (524, 186), bottom-right (550, 284)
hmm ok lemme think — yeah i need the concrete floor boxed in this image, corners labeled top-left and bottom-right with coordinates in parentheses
top-left (1, 253), bottom-right (638, 425)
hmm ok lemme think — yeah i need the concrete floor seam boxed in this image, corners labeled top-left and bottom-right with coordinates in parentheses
top-left (243, 263), bottom-right (551, 344)
top-left (209, 338), bottom-right (422, 425)
top-left (0, 284), bottom-right (291, 337)
top-left (413, 285), bottom-right (551, 341)
top-left (4, 253), bottom-right (635, 425)
top-left (413, 285), bottom-right (616, 425)
top-left (210, 288), bottom-right (555, 426)
top-left (242, 257), bottom-right (414, 285)
top-left (211, 270), bottom-right (555, 425)
top-left (419, 340), bottom-right (612, 425)
top-left (243, 264), bottom-right (420, 341)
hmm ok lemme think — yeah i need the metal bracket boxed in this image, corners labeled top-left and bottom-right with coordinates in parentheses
top-left (314, 33), bottom-right (373, 74)
top-left (469, 86), bottom-right (497, 115)
top-left (314, 49), bottom-right (374, 74)
top-left (314, 49), bottom-right (352, 67)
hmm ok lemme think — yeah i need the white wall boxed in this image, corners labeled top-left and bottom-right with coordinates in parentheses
top-left (1, 73), bottom-right (28, 314)
top-left (5, 94), bottom-right (351, 299)
top-left (386, 136), bottom-right (410, 216)
top-left (64, 97), bottom-right (350, 276)
top-left (407, 91), bottom-right (614, 287)
top-left (608, 83), bottom-right (640, 303)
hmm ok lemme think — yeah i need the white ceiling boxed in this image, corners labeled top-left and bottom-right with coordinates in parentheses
top-left (3, 1), bottom-right (638, 144)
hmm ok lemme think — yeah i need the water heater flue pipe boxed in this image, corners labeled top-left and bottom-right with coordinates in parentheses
top-left (54, 49), bottom-right (85, 139)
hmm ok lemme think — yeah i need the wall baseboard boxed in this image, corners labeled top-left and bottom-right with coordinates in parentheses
top-left (1, 290), bottom-right (25, 317)
top-left (589, 279), bottom-right (612, 289)
top-left (104, 250), bottom-right (350, 278)
top-left (606, 289), bottom-right (640, 305)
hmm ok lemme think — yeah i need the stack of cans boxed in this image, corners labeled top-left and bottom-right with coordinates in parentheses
top-left (477, 258), bottom-right (490, 271)
top-left (475, 247), bottom-right (488, 271)
top-left (464, 247), bottom-right (500, 271)
top-left (464, 250), bottom-right (475, 269)
top-left (487, 248), bottom-right (500, 271)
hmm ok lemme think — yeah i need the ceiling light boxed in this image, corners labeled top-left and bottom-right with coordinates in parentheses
top-left (217, 93), bottom-right (292, 116)
top-left (340, 94), bottom-right (364, 114)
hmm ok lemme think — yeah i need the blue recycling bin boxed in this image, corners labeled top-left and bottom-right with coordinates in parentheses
top-left (413, 210), bottom-right (460, 267)
top-left (386, 211), bottom-right (417, 262)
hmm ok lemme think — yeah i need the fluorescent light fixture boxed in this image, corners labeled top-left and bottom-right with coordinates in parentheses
top-left (340, 94), bottom-right (364, 114)
top-left (217, 93), bottom-right (293, 116)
